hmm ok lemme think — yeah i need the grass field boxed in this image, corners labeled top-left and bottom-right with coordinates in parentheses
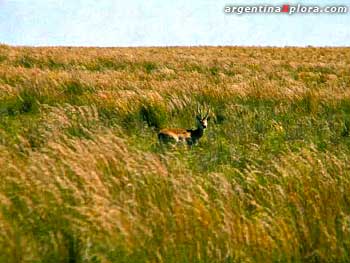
top-left (1, 45), bottom-right (350, 262)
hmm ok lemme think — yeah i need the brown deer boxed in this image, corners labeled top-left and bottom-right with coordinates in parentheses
top-left (158, 105), bottom-right (211, 146)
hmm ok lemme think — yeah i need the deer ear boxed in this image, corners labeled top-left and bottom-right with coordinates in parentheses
top-left (207, 116), bottom-right (211, 121)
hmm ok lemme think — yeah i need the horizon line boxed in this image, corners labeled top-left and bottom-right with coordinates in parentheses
top-left (1, 43), bottom-right (350, 49)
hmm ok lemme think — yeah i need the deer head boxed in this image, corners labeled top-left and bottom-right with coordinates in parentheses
top-left (196, 104), bottom-right (211, 130)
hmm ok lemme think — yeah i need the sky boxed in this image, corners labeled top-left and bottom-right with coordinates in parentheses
top-left (0, 0), bottom-right (349, 47)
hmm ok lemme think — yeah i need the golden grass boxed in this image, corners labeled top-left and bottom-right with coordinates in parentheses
top-left (0, 45), bottom-right (350, 262)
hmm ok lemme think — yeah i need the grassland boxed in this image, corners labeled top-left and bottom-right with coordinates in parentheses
top-left (0, 45), bottom-right (350, 262)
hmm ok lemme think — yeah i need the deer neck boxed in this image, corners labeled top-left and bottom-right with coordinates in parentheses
top-left (190, 127), bottom-right (204, 141)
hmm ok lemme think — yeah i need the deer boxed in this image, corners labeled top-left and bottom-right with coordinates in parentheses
top-left (158, 105), bottom-right (211, 146)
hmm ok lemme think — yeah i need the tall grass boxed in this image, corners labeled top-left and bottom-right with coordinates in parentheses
top-left (0, 45), bottom-right (350, 262)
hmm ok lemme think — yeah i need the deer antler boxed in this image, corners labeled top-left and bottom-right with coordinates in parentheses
top-left (205, 107), bottom-right (210, 118)
top-left (203, 103), bottom-right (210, 118)
top-left (197, 104), bottom-right (202, 116)
top-left (196, 103), bottom-right (211, 118)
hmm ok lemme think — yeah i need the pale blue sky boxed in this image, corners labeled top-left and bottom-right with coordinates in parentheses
top-left (0, 0), bottom-right (349, 47)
